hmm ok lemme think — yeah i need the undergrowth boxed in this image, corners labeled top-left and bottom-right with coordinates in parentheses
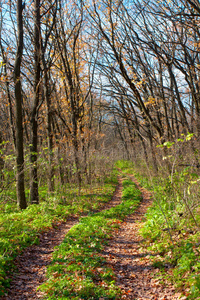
top-left (39, 178), bottom-right (142, 299)
top-left (0, 172), bottom-right (117, 296)
top-left (125, 161), bottom-right (200, 300)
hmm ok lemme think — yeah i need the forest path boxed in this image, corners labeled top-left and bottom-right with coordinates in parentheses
top-left (2, 217), bottom-right (79, 300)
top-left (3, 176), bottom-right (187, 300)
top-left (101, 175), bottom-right (187, 300)
top-left (2, 178), bottom-right (123, 300)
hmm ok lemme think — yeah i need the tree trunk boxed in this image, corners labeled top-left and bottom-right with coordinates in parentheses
top-left (14, 0), bottom-right (27, 209)
top-left (30, 0), bottom-right (40, 204)
top-left (46, 86), bottom-right (55, 192)
top-left (0, 133), bottom-right (4, 184)
top-left (0, 42), bottom-right (16, 148)
top-left (43, 66), bottom-right (54, 192)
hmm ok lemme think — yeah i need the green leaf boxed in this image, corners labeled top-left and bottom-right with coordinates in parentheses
top-left (186, 133), bottom-right (194, 141)
top-left (163, 141), bottom-right (174, 148)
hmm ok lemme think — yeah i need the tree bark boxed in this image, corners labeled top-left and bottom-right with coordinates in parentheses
top-left (30, 0), bottom-right (40, 204)
top-left (14, 0), bottom-right (27, 209)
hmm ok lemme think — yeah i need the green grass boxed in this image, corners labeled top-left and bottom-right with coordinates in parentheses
top-left (0, 173), bottom-right (117, 296)
top-left (39, 178), bottom-right (142, 299)
top-left (115, 160), bottom-right (135, 174)
top-left (133, 168), bottom-right (200, 300)
top-left (114, 160), bottom-right (200, 299)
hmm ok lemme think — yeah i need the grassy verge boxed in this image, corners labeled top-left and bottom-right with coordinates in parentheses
top-left (117, 159), bottom-right (200, 300)
top-left (0, 172), bottom-right (117, 296)
top-left (39, 178), bottom-right (142, 299)
top-left (138, 175), bottom-right (200, 299)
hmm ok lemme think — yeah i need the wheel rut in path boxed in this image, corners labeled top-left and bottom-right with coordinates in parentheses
top-left (2, 217), bottom-right (79, 300)
top-left (2, 177), bottom-right (123, 300)
top-left (101, 175), bottom-right (187, 300)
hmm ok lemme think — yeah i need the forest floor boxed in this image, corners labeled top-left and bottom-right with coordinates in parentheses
top-left (101, 176), bottom-right (187, 300)
top-left (2, 176), bottom-right (187, 300)
top-left (2, 217), bottom-right (79, 300)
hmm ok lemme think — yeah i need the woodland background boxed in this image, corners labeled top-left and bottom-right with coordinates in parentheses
top-left (1, 0), bottom-right (200, 207)
top-left (0, 0), bottom-right (200, 298)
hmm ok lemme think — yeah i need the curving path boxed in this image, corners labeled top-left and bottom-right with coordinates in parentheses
top-left (101, 176), bottom-right (187, 300)
top-left (3, 176), bottom-right (187, 299)
top-left (2, 177), bottom-right (123, 300)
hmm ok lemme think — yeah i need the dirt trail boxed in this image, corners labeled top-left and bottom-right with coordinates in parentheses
top-left (2, 217), bottom-right (78, 300)
top-left (2, 178), bottom-right (123, 300)
top-left (2, 176), bottom-right (187, 300)
top-left (102, 175), bottom-right (187, 300)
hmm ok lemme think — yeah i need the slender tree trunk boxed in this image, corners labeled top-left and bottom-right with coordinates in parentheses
top-left (42, 66), bottom-right (54, 192)
top-left (114, 117), bottom-right (130, 160)
top-left (46, 87), bottom-right (55, 192)
top-left (138, 134), bottom-right (149, 167)
top-left (0, 133), bottom-right (4, 184)
top-left (57, 146), bottom-right (64, 185)
top-left (0, 42), bottom-right (16, 148)
top-left (30, 0), bottom-right (40, 204)
top-left (14, 0), bottom-right (27, 209)
top-left (147, 126), bottom-right (158, 172)
top-left (168, 64), bottom-right (190, 133)
top-left (159, 61), bottom-right (172, 139)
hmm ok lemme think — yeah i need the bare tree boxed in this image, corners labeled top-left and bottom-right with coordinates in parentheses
top-left (14, 0), bottom-right (27, 209)
top-left (30, 0), bottom-right (41, 204)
